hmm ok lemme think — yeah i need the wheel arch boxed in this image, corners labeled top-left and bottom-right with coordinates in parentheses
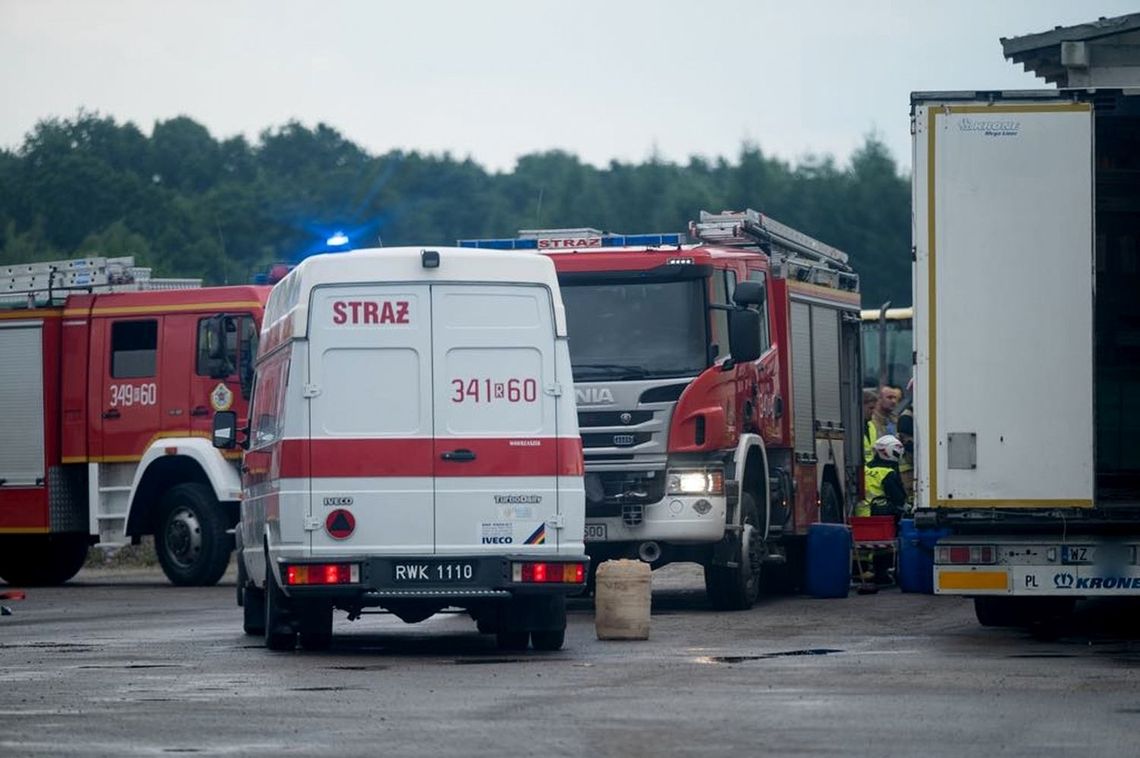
top-left (125, 438), bottom-right (242, 536)
top-left (731, 433), bottom-right (770, 538)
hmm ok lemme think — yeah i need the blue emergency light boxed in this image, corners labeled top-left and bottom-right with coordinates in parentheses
top-left (326, 231), bottom-right (350, 247)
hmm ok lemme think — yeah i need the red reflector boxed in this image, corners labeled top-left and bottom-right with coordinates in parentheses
top-left (164, 446), bottom-right (178, 456)
top-left (948, 547), bottom-right (972, 564)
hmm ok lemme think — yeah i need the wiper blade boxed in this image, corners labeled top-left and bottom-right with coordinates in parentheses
top-left (573, 363), bottom-right (650, 379)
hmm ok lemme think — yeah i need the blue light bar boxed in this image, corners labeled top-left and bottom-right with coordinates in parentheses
top-left (458, 239), bottom-right (539, 250)
top-left (457, 233), bottom-right (681, 250)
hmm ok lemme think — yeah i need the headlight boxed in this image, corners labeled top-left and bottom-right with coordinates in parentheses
top-left (667, 470), bottom-right (724, 495)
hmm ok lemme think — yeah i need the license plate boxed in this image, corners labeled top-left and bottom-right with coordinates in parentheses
top-left (584, 523), bottom-right (607, 542)
top-left (393, 561), bottom-right (476, 583)
top-left (1061, 546), bottom-right (1093, 564)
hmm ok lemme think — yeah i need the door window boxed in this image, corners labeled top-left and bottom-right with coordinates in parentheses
top-left (710, 269), bottom-right (736, 362)
top-left (111, 320), bottom-right (157, 378)
top-left (748, 269), bottom-right (771, 353)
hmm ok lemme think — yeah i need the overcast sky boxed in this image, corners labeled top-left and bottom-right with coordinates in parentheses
top-left (2, 1), bottom-right (1137, 173)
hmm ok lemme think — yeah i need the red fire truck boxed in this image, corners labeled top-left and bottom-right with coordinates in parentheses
top-left (0, 256), bottom-right (268, 586)
top-left (461, 210), bottom-right (863, 608)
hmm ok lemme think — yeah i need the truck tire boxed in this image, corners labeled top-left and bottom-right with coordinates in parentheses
top-left (704, 492), bottom-right (762, 611)
top-left (0, 534), bottom-right (89, 587)
top-left (819, 480), bottom-right (843, 524)
top-left (154, 483), bottom-right (232, 587)
top-left (974, 597), bottom-right (1020, 627)
top-left (975, 597), bottom-right (1075, 628)
top-left (264, 564), bottom-right (296, 651)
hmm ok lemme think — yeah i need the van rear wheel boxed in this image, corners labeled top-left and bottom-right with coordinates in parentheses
top-left (298, 603), bottom-right (334, 651)
top-left (530, 628), bottom-right (565, 651)
top-left (496, 631), bottom-right (530, 651)
top-left (154, 483), bottom-right (231, 587)
top-left (264, 565), bottom-right (296, 651)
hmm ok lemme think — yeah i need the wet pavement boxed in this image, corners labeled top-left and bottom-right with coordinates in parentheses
top-left (2, 564), bottom-right (1139, 756)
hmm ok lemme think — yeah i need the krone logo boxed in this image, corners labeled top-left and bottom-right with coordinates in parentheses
top-left (1054, 572), bottom-right (1075, 589)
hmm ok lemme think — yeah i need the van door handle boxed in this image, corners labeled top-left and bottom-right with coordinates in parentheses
top-left (103, 409), bottom-right (121, 420)
top-left (190, 406), bottom-right (211, 417)
top-left (441, 449), bottom-right (477, 462)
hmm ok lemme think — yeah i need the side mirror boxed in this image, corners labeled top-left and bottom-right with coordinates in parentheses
top-left (728, 309), bottom-right (762, 363)
top-left (732, 280), bottom-right (766, 307)
top-left (212, 411), bottom-right (238, 450)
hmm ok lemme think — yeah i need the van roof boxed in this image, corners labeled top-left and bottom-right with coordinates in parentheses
top-left (261, 247), bottom-right (567, 352)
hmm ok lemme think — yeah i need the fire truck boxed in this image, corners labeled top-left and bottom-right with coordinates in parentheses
top-left (0, 256), bottom-right (268, 586)
top-left (461, 210), bottom-right (863, 608)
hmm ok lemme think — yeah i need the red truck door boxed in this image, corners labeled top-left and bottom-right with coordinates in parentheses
top-left (183, 313), bottom-right (256, 438)
top-left (97, 317), bottom-right (163, 460)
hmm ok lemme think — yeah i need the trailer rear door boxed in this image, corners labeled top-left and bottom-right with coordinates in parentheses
top-left (913, 96), bottom-right (1093, 508)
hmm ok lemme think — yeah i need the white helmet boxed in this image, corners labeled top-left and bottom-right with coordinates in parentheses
top-left (873, 434), bottom-right (905, 462)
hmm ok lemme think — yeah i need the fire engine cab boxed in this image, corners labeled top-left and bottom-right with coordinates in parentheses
top-left (215, 247), bottom-right (588, 651)
top-left (462, 210), bottom-right (863, 609)
top-left (0, 256), bottom-right (267, 586)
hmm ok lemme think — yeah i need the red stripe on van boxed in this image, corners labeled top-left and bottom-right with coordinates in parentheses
top-left (275, 437), bottom-right (583, 478)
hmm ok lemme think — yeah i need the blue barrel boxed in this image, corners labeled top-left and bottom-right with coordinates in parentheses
top-left (898, 519), bottom-right (951, 593)
top-left (805, 523), bottom-right (851, 598)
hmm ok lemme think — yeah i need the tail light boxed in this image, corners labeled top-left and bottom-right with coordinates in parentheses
top-left (286, 563), bottom-right (360, 585)
top-left (512, 562), bottom-right (586, 584)
top-left (935, 546), bottom-right (997, 565)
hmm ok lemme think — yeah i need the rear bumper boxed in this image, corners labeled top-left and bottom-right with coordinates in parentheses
top-left (278, 553), bottom-right (590, 602)
top-left (933, 536), bottom-right (1140, 597)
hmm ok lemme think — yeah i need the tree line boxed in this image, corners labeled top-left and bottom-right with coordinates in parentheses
top-left (0, 112), bottom-right (911, 307)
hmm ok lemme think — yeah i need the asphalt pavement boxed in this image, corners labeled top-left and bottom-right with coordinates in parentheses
top-left (2, 564), bottom-right (1139, 757)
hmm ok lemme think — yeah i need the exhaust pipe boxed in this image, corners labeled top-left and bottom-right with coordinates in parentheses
top-left (638, 541), bottom-right (662, 564)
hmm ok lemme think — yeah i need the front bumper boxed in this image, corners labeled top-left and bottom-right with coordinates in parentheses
top-left (585, 494), bottom-right (727, 545)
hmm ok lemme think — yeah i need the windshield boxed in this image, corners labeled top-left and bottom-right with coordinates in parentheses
top-left (861, 319), bottom-right (912, 388)
top-left (561, 279), bottom-right (707, 381)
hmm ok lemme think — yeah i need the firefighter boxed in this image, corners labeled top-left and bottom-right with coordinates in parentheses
top-left (873, 385), bottom-right (902, 436)
top-left (857, 435), bottom-right (907, 518)
top-left (896, 412), bottom-right (915, 504)
top-left (862, 388), bottom-right (878, 463)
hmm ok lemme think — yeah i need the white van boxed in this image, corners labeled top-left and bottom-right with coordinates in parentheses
top-left (214, 247), bottom-right (588, 652)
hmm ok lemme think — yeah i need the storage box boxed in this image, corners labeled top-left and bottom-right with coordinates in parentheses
top-left (850, 516), bottom-right (895, 542)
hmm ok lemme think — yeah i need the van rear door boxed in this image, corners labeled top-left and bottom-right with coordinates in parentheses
top-left (431, 284), bottom-right (562, 554)
top-left (307, 285), bottom-right (435, 555)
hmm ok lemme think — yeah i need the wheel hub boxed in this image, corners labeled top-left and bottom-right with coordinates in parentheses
top-left (165, 507), bottom-right (203, 568)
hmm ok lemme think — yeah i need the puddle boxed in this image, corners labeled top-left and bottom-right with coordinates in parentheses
top-left (0, 642), bottom-right (95, 651)
top-left (698, 648), bottom-right (843, 664)
top-left (288, 686), bottom-right (361, 692)
top-left (78, 664), bottom-right (185, 670)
